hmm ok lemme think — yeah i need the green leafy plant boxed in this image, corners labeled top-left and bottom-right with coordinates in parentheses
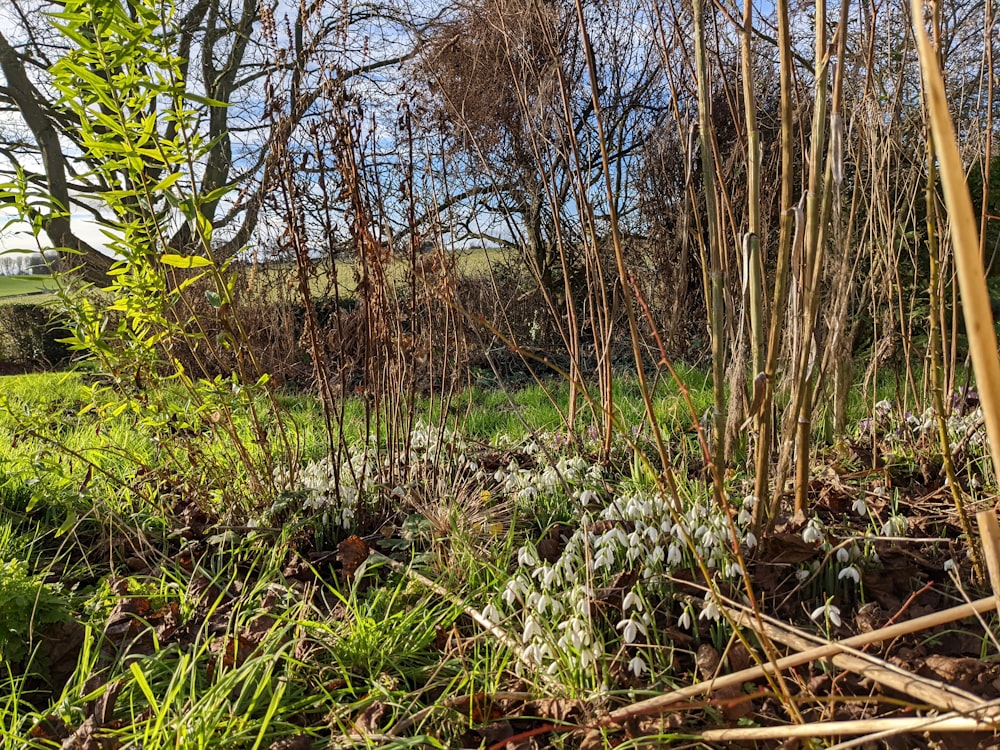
top-left (0, 559), bottom-right (69, 665)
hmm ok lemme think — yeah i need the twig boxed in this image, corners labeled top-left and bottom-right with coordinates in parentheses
top-left (697, 715), bottom-right (1000, 742)
top-left (583, 595), bottom-right (998, 743)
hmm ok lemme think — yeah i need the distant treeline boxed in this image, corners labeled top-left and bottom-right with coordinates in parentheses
top-left (0, 250), bottom-right (58, 276)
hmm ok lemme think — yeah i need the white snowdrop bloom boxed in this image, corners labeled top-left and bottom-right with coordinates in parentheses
top-left (661, 519), bottom-right (673, 534)
top-left (678, 609), bottom-right (692, 630)
top-left (648, 545), bottom-right (665, 565)
top-left (518, 545), bottom-right (539, 568)
top-left (503, 578), bottom-right (524, 606)
top-left (873, 485), bottom-right (887, 498)
top-left (744, 531), bottom-right (758, 549)
top-left (738, 507), bottom-right (753, 526)
top-left (617, 618), bottom-right (647, 644)
top-left (645, 525), bottom-right (660, 544)
top-left (836, 547), bottom-right (850, 564)
top-left (743, 495), bottom-right (757, 510)
top-left (881, 515), bottom-right (908, 538)
top-left (520, 486), bottom-right (538, 501)
top-left (537, 593), bottom-right (553, 615)
top-left (700, 594), bottom-right (721, 622)
top-left (482, 603), bottom-right (502, 623)
top-left (612, 526), bottom-right (630, 547)
top-left (944, 559), bottom-right (957, 572)
top-left (593, 546), bottom-right (614, 570)
top-left (622, 589), bottom-right (643, 612)
top-left (667, 544), bottom-right (683, 566)
top-left (852, 496), bottom-right (868, 516)
top-left (701, 528), bottom-right (717, 548)
top-left (527, 591), bottom-right (541, 608)
top-left (523, 615), bottom-right (542, 642)
top-left (726, 561), bottom-right (743, 578)
top-left (624, 495), bottom-right (641, 516)
top-left (838, 566), bottom-right (861, 583)
top-left (541, 565), bottom-right (561, 589)
top-left (706, 555), bottom-right (716, 569)
top-left (549, 599), bottom-right (565, 617)
top-left (810, 603), bottom-right (842, 628)
top-left (532, 563), bottom-right (553, 582)
top-left (579, 489), bottom-right (598, 505)
top-left (802, 519), bottom-right (823, 545)
top-left (628, 655), bottom-right (648, 677)
top-left (795, 569), bottom-right (811, 582)
top-left (874, 399), bottom-right (892, 415)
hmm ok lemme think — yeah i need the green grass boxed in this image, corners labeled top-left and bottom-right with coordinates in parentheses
top-left (0, 274), bottom-right (57, 301)
top-left (0, 359), bottom-right (990, 747)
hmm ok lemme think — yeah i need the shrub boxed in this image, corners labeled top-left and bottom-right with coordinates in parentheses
top-left (0, 559), bottom-right (69, 666)
top-left (0, 303), bottom-right (72, 367)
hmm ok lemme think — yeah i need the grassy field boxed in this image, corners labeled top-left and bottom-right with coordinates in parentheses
top-left (0, 274), bottom-right (57, 301)
top-left (0, 366), bottom-right (992, 748)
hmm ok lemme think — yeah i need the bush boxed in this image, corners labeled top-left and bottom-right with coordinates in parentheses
top-left (0, 303), bottom-right (72, 367)
top-left (0, 559), bottom-right (69, 666)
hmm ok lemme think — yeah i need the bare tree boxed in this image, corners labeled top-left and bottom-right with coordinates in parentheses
top-left (0, 0), bottom-right (416, 282)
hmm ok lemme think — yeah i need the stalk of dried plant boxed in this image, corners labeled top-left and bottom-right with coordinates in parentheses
top-left (733, 600), bottom-right (993, 716)
top-left (911, 0), bottom-right (1000, 509)
top-left (584, 595), bottom-right (998, 742)
top-left (695, 714), bottom-right (1000, 743)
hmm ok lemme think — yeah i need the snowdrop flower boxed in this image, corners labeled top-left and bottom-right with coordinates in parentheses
top-left (482, 602), bottom-right (502, 623)
top-left (852, 496), bottom-right (868, 516)
top-left (617, 617), bottom-right (647, 644)
top-left (796, 569), bottom-right (811, 582)
top-left (678, 609), bottom-right (692, 630)
top-left (838, 566), bottom-right (860, 583)
top-left (813, 603), bottom-right (842, 628)
top-left (628, 655), bottom-right (648, 677)
top-left (944, 559), bottom-right (957, 573)
top-left (518, 545), bottom-right (539, 568)
top-left (579, 489), bottom-right (598, 505)
top-left (503, 578), bottom-right (525, 606)
top-left (523, 615), bottom-right (542, 642)
top-left (744, 531), bottom-right (757, 549)
top-left (700, 594), bottom-right (721, 622)
top-left (667, 543), bottom-right (683, 565)
top-left (836, 547), bottom-right (850, 564)
top-left (648, 544), bottom-right (664, 565)
top-left (622, 588), bottom-right (643, 612)
top-left (802, 518), bottom-right (823, 545)
top-left (881, 515), bottom-right (908, 538)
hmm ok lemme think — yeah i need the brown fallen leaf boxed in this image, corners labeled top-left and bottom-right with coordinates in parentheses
top-left (355, 700), bottom-right (387, 736)
top-left (268, 735), bottom-right (313, 750)
top-left (756, 533), bottom-right (821, 564)
top-left (60, 716), bottom-right (121, 750)
top-left (336, 535), bottom-right (370, 579)
top-left (695, 644), bottom-right (752, 723)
